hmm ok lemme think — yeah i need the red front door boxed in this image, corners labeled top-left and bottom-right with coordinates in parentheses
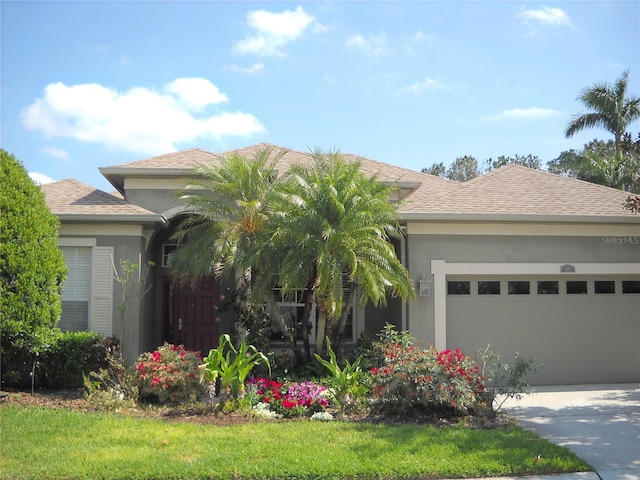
top-left (167, 278), bottom-right (220, 355)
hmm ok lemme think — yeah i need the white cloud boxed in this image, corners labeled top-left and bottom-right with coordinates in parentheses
top-left (518, 6), bottom-right (574, 28)
top-left (233, 6), bottom-right (314, 57)
top-left (29, 172), bottom-right (56, 185)
top-left (22, 78), bottom-right (265, 155)
top-left (346, 34), bottom-right (390, 58)
top-left (42, 145), bottom-right (69, 160)
top-left (486, 107), bottom-right (563, 121)
top-left (164, 78), bottom-right (228, 110)
top-left (398, 77), bottom-right (450, 95)
top-left (225, 63), bottom-right (265, 75)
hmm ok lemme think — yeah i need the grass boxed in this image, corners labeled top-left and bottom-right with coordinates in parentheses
top-left (0, 406), bottom-right (591, 480)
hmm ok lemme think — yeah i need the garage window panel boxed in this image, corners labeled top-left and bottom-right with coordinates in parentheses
top-left (622, 280), bottom-right (640, 294)
top-left (595, 280), bottom-right (616, 294)
top-left (447, 281), bottom-right (470, 295)
top-left (537, 281), bottom-right (559, 295)
top-left (566, 280), bottom-right (588, 294)
top-left (478, 281), bottom-right (501, 295)
top-left (508, 281), bottom-right (530, 295)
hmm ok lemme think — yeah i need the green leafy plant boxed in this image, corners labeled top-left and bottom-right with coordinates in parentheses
top-left (136, 343), bottom-right (202, 405)
top-left (84, 345), bottom-right (139, 411)
top-left (199, 334), bottom-right (270, 399)
top-left (314, 337), bottom-right (367, 410)
top-left (476, 343), bottom-right (540, 412)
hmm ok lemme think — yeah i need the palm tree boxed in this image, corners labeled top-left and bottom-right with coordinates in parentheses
top-left (171, 146), bottom-right (280, 285)
top-left (265, 150), bottom-right (414, 356)
top-left (171, 146), bottom-right (303, 358)
top-left (565, 70), bottom-right (640, 162)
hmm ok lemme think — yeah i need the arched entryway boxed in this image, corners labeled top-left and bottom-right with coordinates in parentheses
top-left (152, 213), bottom-right (222, 356)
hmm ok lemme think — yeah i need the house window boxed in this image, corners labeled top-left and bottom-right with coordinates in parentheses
top-left (537, 281), bottom-right (559, 295)
top-left (566, 281), bottom-right (588, 294)
top-left (508, 281), bottom-right (530, 295)
top-left (447, 281), bottom-right (470, 295)
top-left (59, 247), bottom-right (92, 331)
top-left (162, 244), bottom-right (178, 268)
top-left (622, 281), bottom-right (640, 294)
top-left (270, 288), bottom-right (315, 342)
top-left (594, 280), bottom-right (615, 294)
top-left (478, 281), bottom-right (500, 295)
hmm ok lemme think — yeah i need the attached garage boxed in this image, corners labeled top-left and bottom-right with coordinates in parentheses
top-left (431, 263), bottom-right (640, 385)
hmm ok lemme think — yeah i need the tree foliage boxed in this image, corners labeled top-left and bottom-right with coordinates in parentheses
top-left (565, 70), bottom-right (640, 160)
top-left (549, 138), bottom-right (640, 193)
top-left (172, 147), bottom-right (414, 361)
top-left (0, 149), bottom-right (67, 360)
top-left (267, 150), bottom-right (414, 355)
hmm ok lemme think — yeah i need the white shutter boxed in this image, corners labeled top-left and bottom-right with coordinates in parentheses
top-left (90, 247), bottom-right (114, 336)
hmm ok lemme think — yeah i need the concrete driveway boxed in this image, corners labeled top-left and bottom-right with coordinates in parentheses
top-left (500, 383), bottom-right (640, 480)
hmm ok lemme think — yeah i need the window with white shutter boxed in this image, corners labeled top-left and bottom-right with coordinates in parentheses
top-left (59, 247), bottom-right (92, 331)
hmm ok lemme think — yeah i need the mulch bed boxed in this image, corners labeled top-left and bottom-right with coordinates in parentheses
top-left (0, 388), bottom-right (513, 428)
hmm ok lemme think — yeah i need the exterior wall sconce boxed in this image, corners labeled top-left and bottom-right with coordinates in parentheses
top-left (418, 275), bottom-right (432, 297)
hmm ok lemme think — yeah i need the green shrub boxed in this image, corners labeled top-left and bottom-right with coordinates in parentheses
top-left (136, 343), bottom-right (202, 404)
top-left (38, 332), bottom-right (108, 388)
top-left (1, 150), bottom-right (67, 385)
top-left (1, 331), bottom-right (108, 389)
top-left (370, 342), bottom-right (485, 415)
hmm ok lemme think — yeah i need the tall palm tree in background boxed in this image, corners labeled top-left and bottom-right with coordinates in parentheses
top-left (565, 70), bottom-right (640, 190)
top-left (265, 150), bottom-right (414, 356)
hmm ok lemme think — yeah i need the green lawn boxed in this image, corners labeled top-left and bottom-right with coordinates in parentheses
top-left (0, 406), bottom-right (591, 480)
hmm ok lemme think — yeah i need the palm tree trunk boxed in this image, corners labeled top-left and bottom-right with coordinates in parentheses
top-left (315, 295), bottom-right (328, 356)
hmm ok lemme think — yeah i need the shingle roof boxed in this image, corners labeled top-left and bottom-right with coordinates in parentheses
top-left (401, 164), bottom-right (634, 217)
top-left (42, 178), bottom-right (159, 216)
top-left (99, 144), bottom-right (637, 220)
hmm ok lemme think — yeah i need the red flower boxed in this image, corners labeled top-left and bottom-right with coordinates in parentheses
top-left (152, 351), bottom-right (162, 362)
top-left (282, 399), bottom-right (297, 409)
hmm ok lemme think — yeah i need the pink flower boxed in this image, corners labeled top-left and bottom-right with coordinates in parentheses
top-left (152, 351), bottom-right (162, 362)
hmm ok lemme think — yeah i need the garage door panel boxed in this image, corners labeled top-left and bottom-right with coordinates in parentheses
top-left (447, 276), bottom-right (640, 385)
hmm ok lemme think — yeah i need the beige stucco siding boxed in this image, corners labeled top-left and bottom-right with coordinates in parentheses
top-left (406, 230), bottom-right (640, 384)
top-left (446, 275), bottom-right (640, 384)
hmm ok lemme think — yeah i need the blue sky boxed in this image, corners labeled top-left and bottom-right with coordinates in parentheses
top-left (2, 1), bottom-right (638, 192)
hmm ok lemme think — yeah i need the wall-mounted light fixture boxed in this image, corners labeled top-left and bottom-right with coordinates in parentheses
top-left (418, 274), bottom-right (432, 297)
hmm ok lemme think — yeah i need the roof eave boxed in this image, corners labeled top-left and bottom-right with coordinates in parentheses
top-left (398, 212), bottom-right (640, 225)
top-left (99, 167), bottom-right (200, 194)
top-left (57, 213), bottom-right (169, 228)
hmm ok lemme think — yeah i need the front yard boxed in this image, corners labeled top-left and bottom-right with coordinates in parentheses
top-left (0, 391), bottom-right (592, 480)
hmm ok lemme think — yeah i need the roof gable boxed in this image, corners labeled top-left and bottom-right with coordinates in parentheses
top-left (41, 178), bottom-right (159, 217)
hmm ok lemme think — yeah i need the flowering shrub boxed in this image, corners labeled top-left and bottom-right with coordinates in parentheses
top-left (136, 343), bottom-right (202, 404)
top-left (248, 377), bottom-right (329, 417)
top-left (370, 343), bottom-right (484, 415)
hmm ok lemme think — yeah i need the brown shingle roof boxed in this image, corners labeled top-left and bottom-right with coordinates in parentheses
top-left (101, 144), bottom-right (637, 220)
top-left (401, 164), bottom-right (634, 217)
top-left (42, 179), bottom-right (158, 216)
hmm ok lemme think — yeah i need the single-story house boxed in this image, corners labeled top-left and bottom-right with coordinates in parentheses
top-left (42, 143), bottom-right (640, 385)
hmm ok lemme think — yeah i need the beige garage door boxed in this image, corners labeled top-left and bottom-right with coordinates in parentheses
top-left (446, 275), bottom-right (640, 385)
